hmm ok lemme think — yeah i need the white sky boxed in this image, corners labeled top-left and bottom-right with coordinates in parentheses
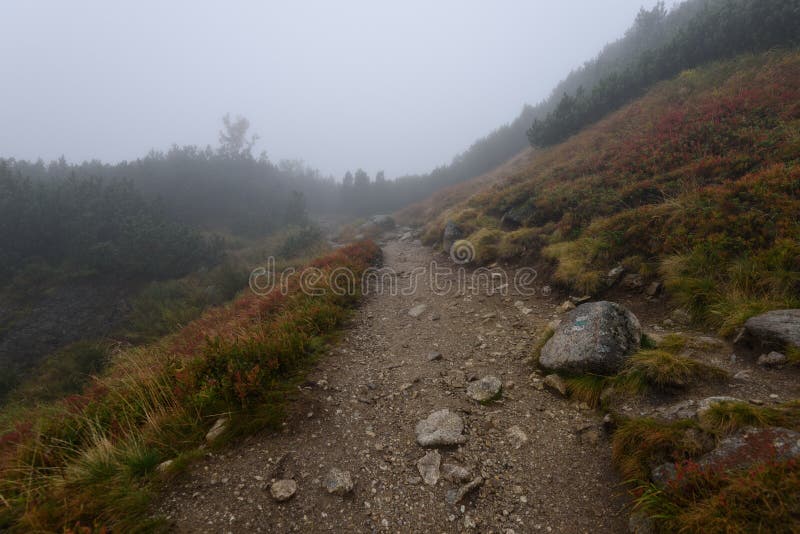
top-left (0, 1), bottom-right (657, 178)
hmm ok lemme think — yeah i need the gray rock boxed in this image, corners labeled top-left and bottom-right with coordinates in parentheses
top-left (744, 309), bottom-right (800, 348)
top-left (606, 265), bottom-right (625, 286)
top-left (507, 425), bottom-right (528, 449)
top-left (416, 450), bottom-right (441, 486)
top-left (543, 374), bottom-right (568, 396)
top-left (758, 351), bottom-right (788, 367)
top-left (539, 301), bottom-right (642, 375)
top-left (651, 399), bottom-right (697, 421)
top-left (442, 221), bottom-right (463, 254)
top-left (408, 303), bottom-right (428, 318)
top-left (415, 409), bottom-right (468, 447)
top-left (441, 463), bottom-right (472, 483)
top-left (323, 468), bottom-right (354, 495)
top-left (696, 396), bottom-right (744, 425)
top-left (645, 281), bottom-right (663, 297)
top-left (156, 459), bottom-right (174, 473)
top-left (427, 351), bottom-right (443, 361)
top-left (445, 476), bottom-right (483, 505)
top-left (205, 417), bottom-right (228, 443)
top-left (269, 479), bottom-right (297, 502)
top-left (621, 273), bottom-right (644, 290)
top-left (466, 376), bottom-right (502, 403)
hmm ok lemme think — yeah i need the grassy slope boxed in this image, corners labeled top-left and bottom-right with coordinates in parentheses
top-left (414, 50), bottom-right (800, 334)
top-left (403, 50), bottom-right (800, 533)
top-left (0, 241), bottom-right (381, 532)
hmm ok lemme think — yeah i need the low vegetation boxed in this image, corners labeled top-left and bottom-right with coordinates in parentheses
top-left (635, 458), bottom-right (800, 534)
top-left (419, 50), bottom-right (800, 335)
top-left (527, 0), bottom-right (800, 147)
top-left (0, 241), bottom-right (381, 532)
top-left (557, 334), bottom-right (727, 408)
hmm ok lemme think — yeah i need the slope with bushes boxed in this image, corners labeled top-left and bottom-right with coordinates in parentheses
top-left (0, 240), bottom-right (381, 531)
top-left (418, 50), bottom-right (800, 334)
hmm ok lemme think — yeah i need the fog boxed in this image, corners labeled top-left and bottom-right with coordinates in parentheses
top-left (1, 1), bottom-right (656, 178)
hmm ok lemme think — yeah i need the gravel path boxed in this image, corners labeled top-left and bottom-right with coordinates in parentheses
top-left (155, 238), bottom-right (630, 533)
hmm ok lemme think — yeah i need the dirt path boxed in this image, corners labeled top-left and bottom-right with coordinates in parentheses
top-left (156, 238), bottom-right (631, 533)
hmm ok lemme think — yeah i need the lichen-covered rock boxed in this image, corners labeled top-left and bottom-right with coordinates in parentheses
top-left (757, 351), bottom-right (788, 367)
top-left (270, 479), bottom-right (297, 502)
top-left (415, 409), bottom-right (467, 447)
top-left (466, 376), bottom-right (502, 403)
top-left (539, 301), bottom-right (642, 375)
top-left (323, 468), bottom-right (354, 495)
top-left (744, 309), bottom-right (800, 348)
top-left (416, 450), bottom-right (441, 486)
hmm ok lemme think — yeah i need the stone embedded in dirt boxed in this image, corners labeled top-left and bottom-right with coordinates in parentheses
top-left (205, 417), bottom-right (228, 443)
top-left (426, 351), bottom-right (443, 362)
top-left (415, 409), bottom-right (468, 447)
top-left (506, 425), bottom-right (528, 449)
top-left (269, 479), bottom-right (297, 502)
top-left (744, 309), bottom-right (800, 348)
top-left (645, 281), bottom-right (663, 297)
top-left (323, 468), bottom-right (354, 495)
top-left (539, 301), bottom-right (642, 375)
top-left (400, 231), bottom-right (413, 241)
top-left (652, 426), bottom-right (800, 486)
top-left (650, 399), bottom-right (697, 421)
top-left (670, 308), bottom-right (692, 326)
top-left (441, 462), bottom-right (472, 483)
top-left (543, 374), bottom-right (568, 396)
top-left (445, 476), bottom-right (483, 505)
top-left (606, 265), bottom-right (625, 286)
top-left (621, 273), bottom-right (644, 290)
top-left (556, 300), bottom-right (576, 314)
top-left (757, 350), bottom-right (788, 367)
top-left (408, 303), bottom-right (428, 318)
top-left (466, 376), bottom-right (502, 403)
top-left (157, 459), bottom-right (174, 473)
top-left (416, 450), bottom-right (441, 486)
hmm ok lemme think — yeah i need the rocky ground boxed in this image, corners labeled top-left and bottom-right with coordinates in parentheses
top-left (154, 234), bottom-right (800, 533)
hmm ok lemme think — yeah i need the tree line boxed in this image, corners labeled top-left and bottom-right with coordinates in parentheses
top-left (527, 0), bottom-right (800, 147)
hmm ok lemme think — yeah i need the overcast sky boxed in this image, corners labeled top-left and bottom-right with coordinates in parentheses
top-left (1, 1), bottom-right (657, 178)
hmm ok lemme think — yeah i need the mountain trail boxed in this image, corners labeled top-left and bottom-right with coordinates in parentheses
top-left (155, 237), bottom-right (632, 532)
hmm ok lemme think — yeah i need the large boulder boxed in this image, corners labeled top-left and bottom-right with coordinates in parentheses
top-left (539, 301), bottom-right (642, 375)
top-left (441, 221), bottom-right (463, 255)
top-left (744, 309), bottom-right (800, 349)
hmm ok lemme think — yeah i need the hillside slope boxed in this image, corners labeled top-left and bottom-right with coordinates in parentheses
top-left (414, 50), bottom-right (800, 334)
